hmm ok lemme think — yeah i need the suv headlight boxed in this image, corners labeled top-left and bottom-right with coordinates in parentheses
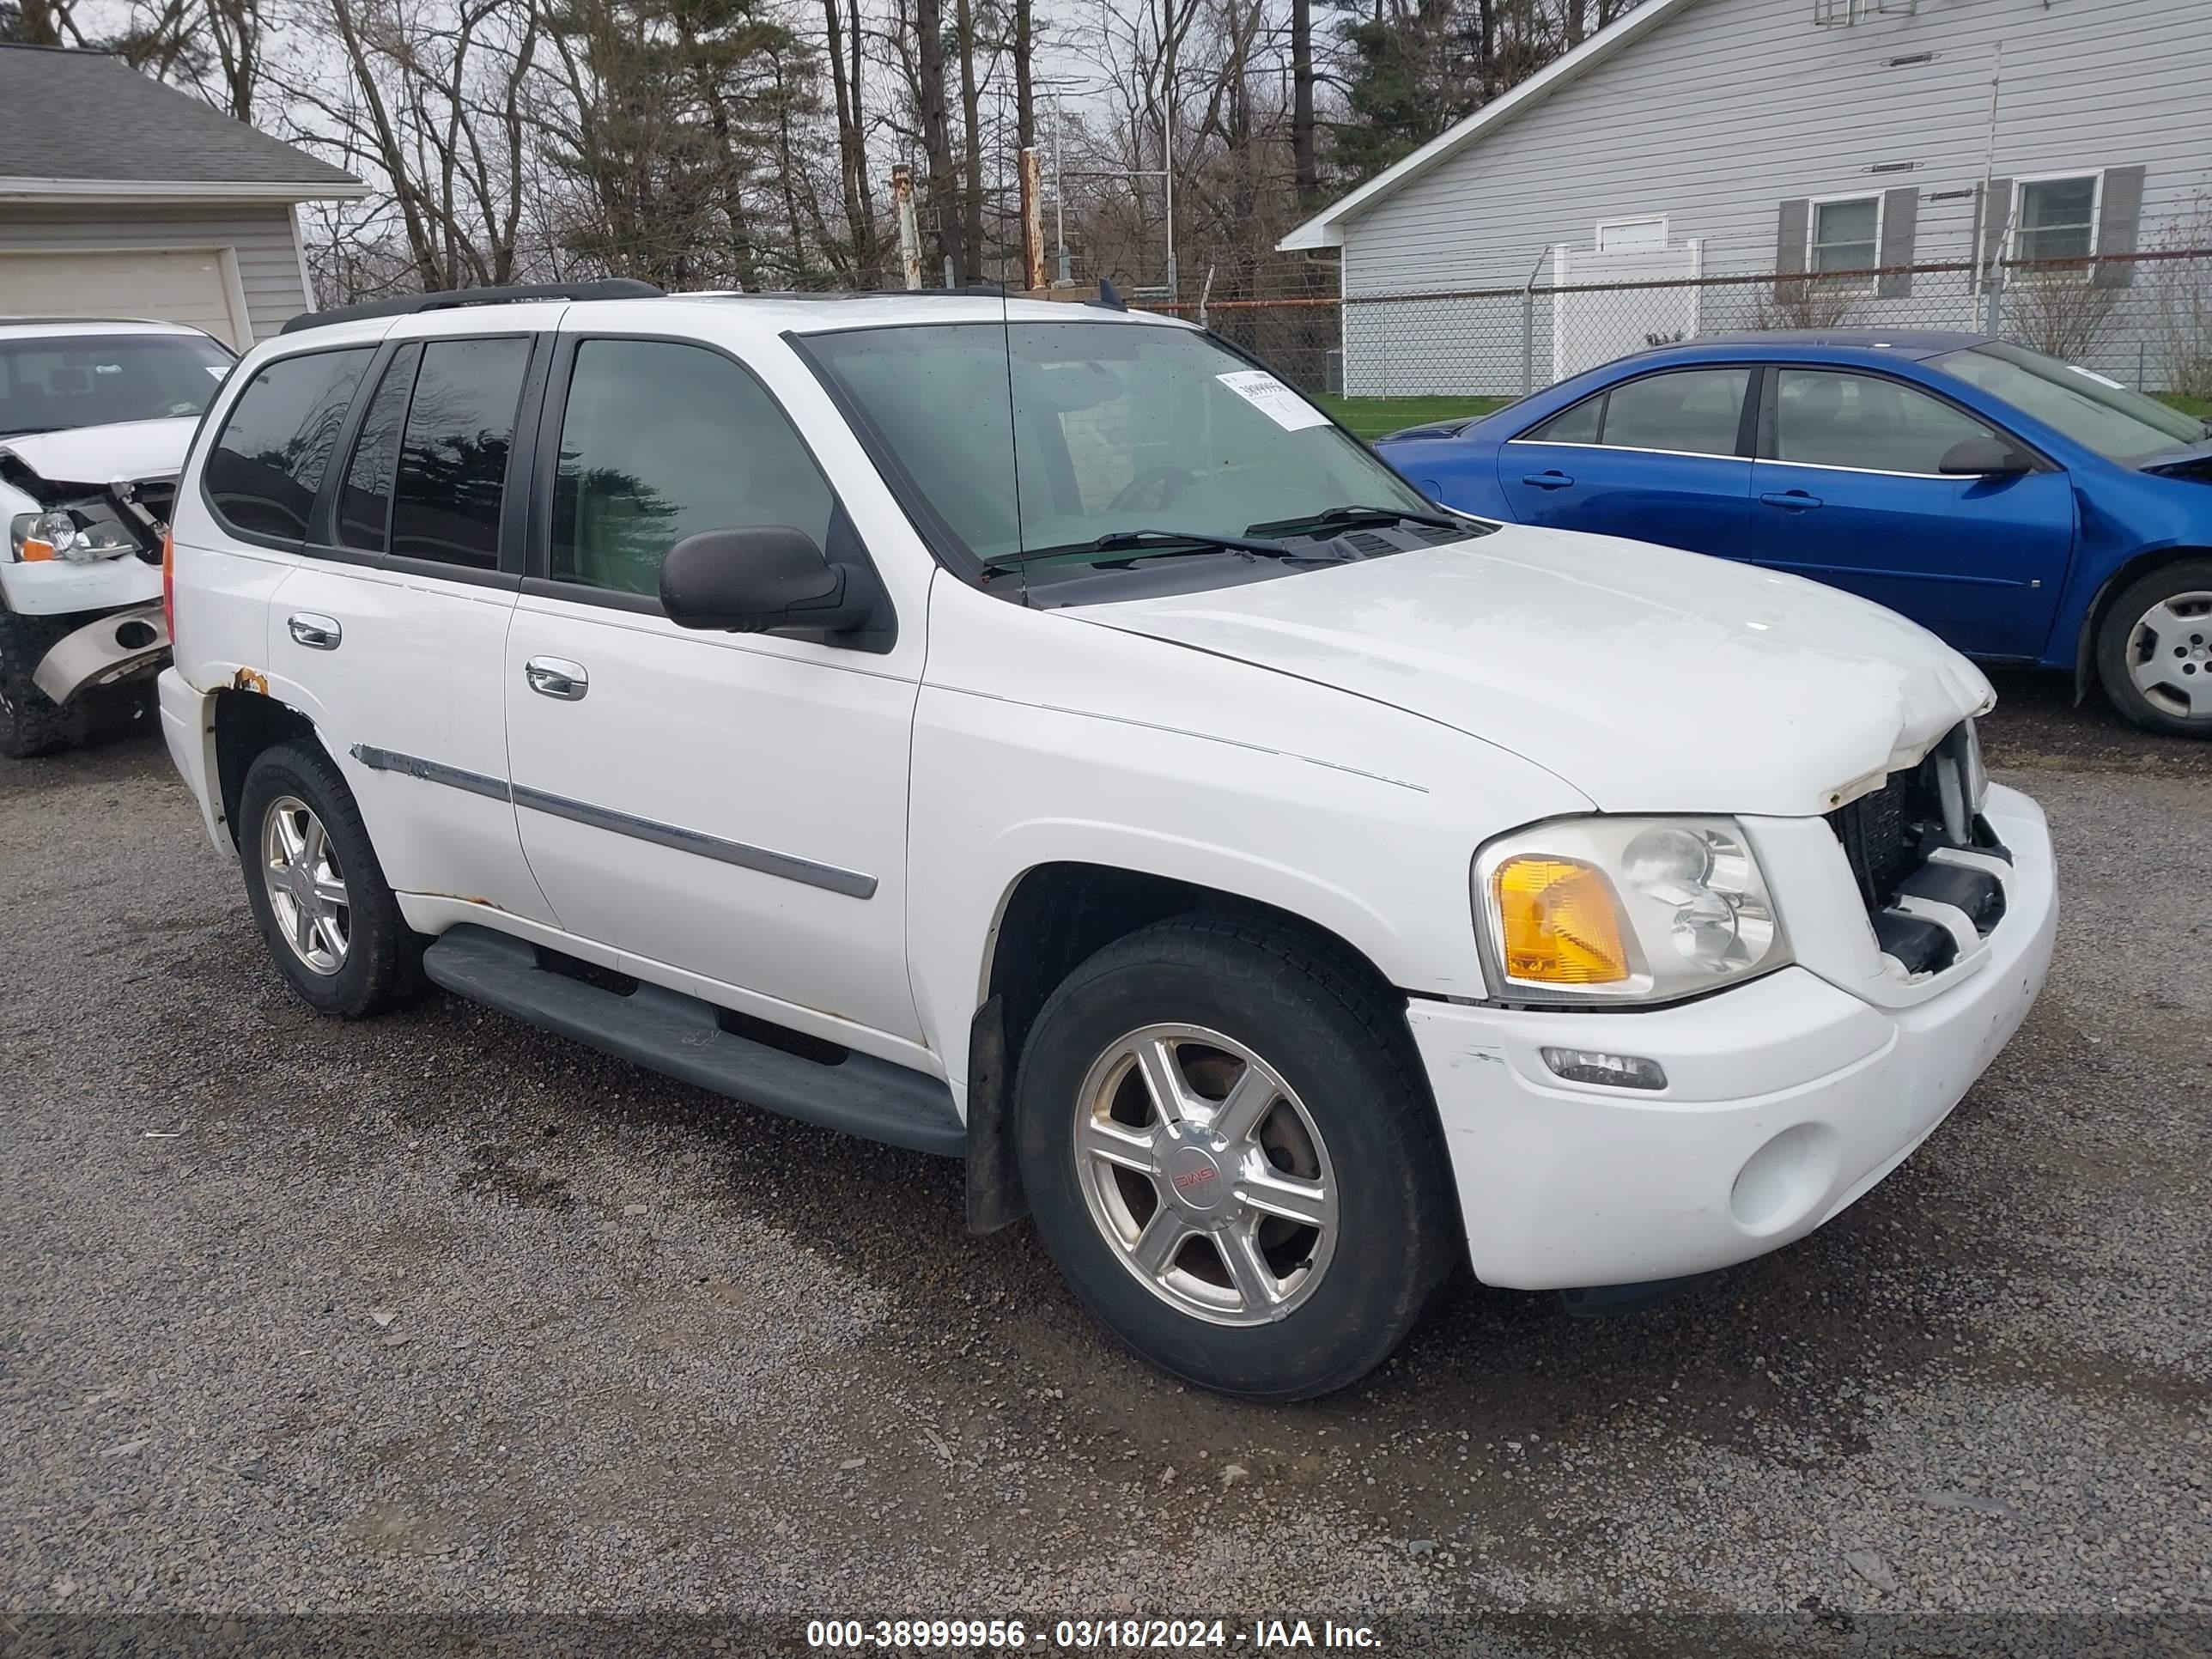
top-left (1474, 816), bottom-right (1791, 1006)
top-left (9, 504), bottom-right (143, 563)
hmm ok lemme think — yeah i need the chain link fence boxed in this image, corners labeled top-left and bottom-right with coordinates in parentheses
top-left (1135, 248), bottom-right (2212, 406)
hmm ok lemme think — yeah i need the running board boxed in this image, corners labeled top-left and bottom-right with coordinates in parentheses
top-left (421, 926), bottom-right (964, 1157)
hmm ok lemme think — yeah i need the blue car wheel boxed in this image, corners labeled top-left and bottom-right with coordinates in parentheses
top-left (2096, 558), bottom-right (2212, 738)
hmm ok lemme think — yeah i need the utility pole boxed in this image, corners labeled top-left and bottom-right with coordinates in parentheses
top-left (891, 165), bottom-right (923, 290)
top-left (1019, 148), bottom-right (1046, 292)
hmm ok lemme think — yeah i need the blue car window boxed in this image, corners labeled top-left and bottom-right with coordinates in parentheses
top-left (1774, 369), bottom-right (1996, 475)
top-left (1526, 395), bottom-right (1601, 445)
top-left (1598, 368), bottom-right (1749, 457)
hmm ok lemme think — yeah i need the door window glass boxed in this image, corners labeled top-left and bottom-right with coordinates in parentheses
top-left (550, 340), bottom-right (836, 598)
top-left (1598, 368), bottom-right (1749, 457)
top-left (1772, 369), bottom-right (1997, 473)
top-left (389, 337), bottom-right (529, 568)
top-left (203, 348), bottom-right (374, 540)
top-left (1523, 394), bottom-right (1602, 445)
top-left (335, 343), bottom-right (420, 554)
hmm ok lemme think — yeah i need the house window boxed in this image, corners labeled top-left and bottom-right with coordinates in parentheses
top-left (2013, 173), bottom-right (2100, 272)
top-left (1808, 196), bottom-right (1881, 289)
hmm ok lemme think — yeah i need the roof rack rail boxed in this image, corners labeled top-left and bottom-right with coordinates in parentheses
top-left (281, 278), bottom-right (664, 336)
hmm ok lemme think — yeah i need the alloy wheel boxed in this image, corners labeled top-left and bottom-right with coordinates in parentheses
top-left (1073, 1023), bottom-right (1338, 1326)
top-left (262, 795), bottom-right (351, 976)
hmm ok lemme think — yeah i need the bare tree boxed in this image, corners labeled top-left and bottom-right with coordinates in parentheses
top-left (914, 0), bottom-right (963, 278)
top-left (821, 0), bottom-right (879, 281)
top-left (1290, 0), bottom-right (1316, 206)
top-left (952, 0), bottom-right (986, 282)
top-left (2007, 270), bottom-right (2120, 364)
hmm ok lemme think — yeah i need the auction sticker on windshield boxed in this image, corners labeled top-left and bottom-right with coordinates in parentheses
top-left (1216, 369), bottom-right (1329, 430)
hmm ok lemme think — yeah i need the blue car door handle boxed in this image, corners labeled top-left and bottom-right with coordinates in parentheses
top-left (1760, 489), bottom-right (1824, 511)
top-left (1522, 471), bottom-right (1576, 489)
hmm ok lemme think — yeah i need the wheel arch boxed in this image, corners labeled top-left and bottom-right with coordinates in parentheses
top-left (2071, 544), bottom-right (2212, 703)
top-left (212, 687), bottom-right (319, 846)
top-left (960, 859), bottom-right (1415, 1235)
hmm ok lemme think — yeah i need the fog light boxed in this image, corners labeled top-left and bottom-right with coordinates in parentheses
top-left (1540, 1047), bottom-right (1667, 1091)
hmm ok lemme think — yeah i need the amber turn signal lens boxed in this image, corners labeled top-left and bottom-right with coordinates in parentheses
top-left (1492, 856), bottom-right (1631, 984)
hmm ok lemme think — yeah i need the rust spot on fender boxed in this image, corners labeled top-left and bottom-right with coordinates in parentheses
top-left (429, 894), bottom-right (505, 912)
top-left (231, 666), bottom-right (268, 695)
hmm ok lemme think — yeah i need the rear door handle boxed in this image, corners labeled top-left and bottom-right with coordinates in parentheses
top-left (525, 656), bottom-right (589, 701)
top-left (287, 612), bottom-right (342, 649)
top-left (1522, 471), bottom-right (1576, 489)
top-left (1759, 490), bottom-right (1824, 511)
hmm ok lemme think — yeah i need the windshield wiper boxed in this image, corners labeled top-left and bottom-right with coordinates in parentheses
top-left (982, 527), bottom-right (1309, 574)
top-left (1245, 503), bottom-right (1467, 537)
top-left (0, 425), bottom-right (66, 440)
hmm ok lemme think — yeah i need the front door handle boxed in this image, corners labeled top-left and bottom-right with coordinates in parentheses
top-left (1759, 489), bottom-right (1824, 511)
top-left (1522, 471), bottom-right (1576, 489)
top-left (287, 612), bottom-right (342, 650)
top-left (525, 656), bottom-right (589, 701)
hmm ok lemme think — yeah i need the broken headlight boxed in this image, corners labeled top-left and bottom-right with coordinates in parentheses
top-left (9, 503), bottom-right (145, 563)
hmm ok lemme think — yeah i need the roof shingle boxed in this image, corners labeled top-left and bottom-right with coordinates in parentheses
top-left (0, 44), bottom-right (361, 193)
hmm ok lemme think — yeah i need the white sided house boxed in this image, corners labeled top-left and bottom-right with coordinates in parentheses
top-left (1281, 0), bottom-right (2212, 397)
top-left (0, 44), bottom-right (364, 348)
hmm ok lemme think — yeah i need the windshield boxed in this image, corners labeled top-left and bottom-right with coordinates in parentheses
top-left (803, 319), bottom-right (1436, 575)
top-left (0, 332), bottom-right (234, 439)
top-left (1929, 340), bottom-right (2203, 463)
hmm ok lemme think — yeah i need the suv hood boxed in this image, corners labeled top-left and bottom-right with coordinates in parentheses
top-left (1079, 525), bottom-right (1994, 817)
top-left (0, 416), bottom-right (195, 501)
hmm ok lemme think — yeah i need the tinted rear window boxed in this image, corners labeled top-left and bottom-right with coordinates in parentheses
top-left (204, 349), bottom-right (374, 541)
top-left (335, 344), bottom-right (421, 554)
top-left (388, 337), bottom-right (529, 568)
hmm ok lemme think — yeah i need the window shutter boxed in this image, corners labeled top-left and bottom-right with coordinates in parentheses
top-left (1876, 186), bottom-right (1918, 299)
top-left (2094, 165), bottom-right (2146, 289)
top-left (1774, 198), bottom-right (1809, 300)
top-left (1978, 177), bottom-right (2013, 284)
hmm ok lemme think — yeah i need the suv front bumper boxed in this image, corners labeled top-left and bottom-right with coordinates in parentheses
top-left (1407, 783), bottom-right (2057, 1291)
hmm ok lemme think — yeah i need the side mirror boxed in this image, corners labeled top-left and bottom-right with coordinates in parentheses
top-left (659, 526), bottom-right (882, 635)
top-left (1938, 436), bottom-right (2033, 477)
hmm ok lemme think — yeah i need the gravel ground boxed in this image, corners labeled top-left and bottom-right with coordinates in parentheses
top-left (3, 668), bottom-right (2209, 1651)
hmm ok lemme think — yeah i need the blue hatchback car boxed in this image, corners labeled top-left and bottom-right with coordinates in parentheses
top-left (1377, 331), bottom-right (2212, 737)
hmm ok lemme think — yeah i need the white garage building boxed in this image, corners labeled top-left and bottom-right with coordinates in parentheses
top-left (0, 44), bottom-right (363, 348)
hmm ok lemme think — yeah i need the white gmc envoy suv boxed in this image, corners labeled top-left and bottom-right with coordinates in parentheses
top-left (156, 281), bottom-right (2057, 1400)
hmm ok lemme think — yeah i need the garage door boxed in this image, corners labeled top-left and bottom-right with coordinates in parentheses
top-left (0, 249), bottom-right (246, 348)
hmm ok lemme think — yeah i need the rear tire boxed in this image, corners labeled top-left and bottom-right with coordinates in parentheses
top-left (0, 605), bottom-right (85, 759)
top-left (237, 739), bottom-right (426, 1018)
top-left (1013, 915), bottom-right (1458, 1401)
top-left (2095, 559), bottom-right (2212, 738)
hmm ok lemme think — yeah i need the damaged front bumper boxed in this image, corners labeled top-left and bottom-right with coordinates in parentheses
top-left (30, 601), bottom-right (171, 706)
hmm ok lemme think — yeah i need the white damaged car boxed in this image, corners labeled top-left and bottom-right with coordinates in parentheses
top-left (1, 318), bottom-right (233, 757)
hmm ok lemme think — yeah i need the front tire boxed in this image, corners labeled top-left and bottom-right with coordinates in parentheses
top-left (0, 605), bottom-right (84, 759)
top-left (2096, 559), bottom-right (2212, 738)
top-left (1014, 915), bottom-right (1458, 1401)
top-left (237, 739), bottom-right (425, 1018)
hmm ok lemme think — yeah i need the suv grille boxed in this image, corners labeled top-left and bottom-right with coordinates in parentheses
top-left (1826, 772), bottom-right (1926, 910)
top-left (1824, 722), bottom-right (2009, 975)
